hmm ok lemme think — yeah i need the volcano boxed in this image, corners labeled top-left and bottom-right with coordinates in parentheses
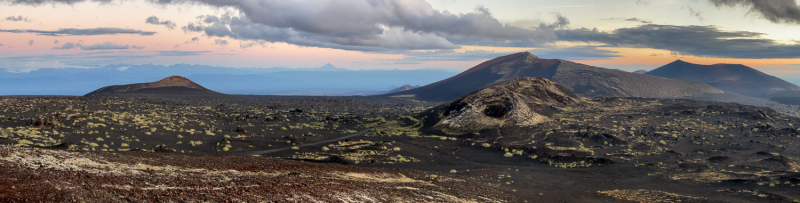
top-left (646, 60), bottom-right (800, 98)
top-left (84, 75), bottom-right (225, 97)
top-left (386, 52), bottom-right (722, 102)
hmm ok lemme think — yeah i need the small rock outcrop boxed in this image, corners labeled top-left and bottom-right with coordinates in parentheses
top-left (423, 77), bottom-right (582, 135)
top-left (0, 128), bottom-right (11, 138)
top-left (32, 113), bottom-right (65, 129)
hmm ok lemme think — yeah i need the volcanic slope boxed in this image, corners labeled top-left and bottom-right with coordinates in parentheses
top-left (386, 85), bottom-right (418, 94)
top-left (385, 52), bottom-right (723, 102)
top-left (646, 60), bottom-right (800, 98)
top-left (0, 145), bottom-right (514, 202)
top-left (420, 77), bottom-right (582, 135)
top-left (84, 75), bottom-right (225, 97)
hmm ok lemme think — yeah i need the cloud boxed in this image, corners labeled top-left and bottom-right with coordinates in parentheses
top-left (710, 0), bottom-right (800, 24)
top-left (53, 42), bottom-right (78, 49)
top-left (28, 40), bottom-right (33, 46)
top-left (0, 43), bottom-right (4, 46)
top-left (3, 15), bottom-right (31, 22)
top-left (533, 46), bottom-right (621, 60)
top-left (186, 14), bottom-right (459, 51)
top-left (0, 27), bottom-right (156, 36)
top-left (624, 18), bottom-right (651, 23)
top-left (145, 16), bottom-right (177, 30)
top-left (174, 44), bottom-right (180, 48)
top-left (185, 36), bottom-right (200, 44)
top-left (171, 0), bottom-right (570, 50)
top-left (182, 23), bottom-right (204, 32)
top-left (53, 42), bottom-right (144, 50)
top-left (556, 24), bottom-right (800, 58)
top-left (603, 17), bottom-right (652, 24)
top-left (685, 6), bottom-right (705, 22)
top-left (214, 39), bottom-right (228, 47)
top-left (240, 40), bottom-right (267, 49)
top-left (117, 66), bottom-right (129, 71)
top-left (0, 0), bottom-right (110, 6)
top-left (0, 51), bottom-right (150, 73)
top-left (10, 0), bottom-right (573, 51)
top-left (54, 40), bottom-right (59, 44)
top-left (391, 46), bottom-right (619, 64)
top-left (79, 42), bottom-right (129, 50)
top-left (157, 50), bottom-right (211, 56)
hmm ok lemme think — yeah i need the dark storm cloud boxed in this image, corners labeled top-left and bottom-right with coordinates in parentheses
top-left (556, 24), bottom-right (800, 58)
top-left (0, 27), bottom-right (156, 36)
top-left (710, 0), bottom-right (800, 24)
top-left (3, 15), bottom-right (31, 22)
top-left (79, 42), bottom-right (129, 50)
top-left (145, 16), bottom-right (177, 30)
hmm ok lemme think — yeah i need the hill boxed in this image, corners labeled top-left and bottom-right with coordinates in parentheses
top-left (84, 75), bottom-right (225, 97)
top-left (386, 85), bottom-right (418, 94)
top-left (420, 77), bottom-right (582, 135)
top-left (646, 60), bottom-right (800, 98)
top-left (385, 52), bottom-right (723, 102)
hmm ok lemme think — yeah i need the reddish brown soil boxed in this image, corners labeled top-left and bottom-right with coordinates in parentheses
top-left (0, 145), bottom-right (514, 202)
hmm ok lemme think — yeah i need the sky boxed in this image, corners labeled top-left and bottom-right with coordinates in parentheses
top-left (1, 0), bottom-right (800, 78)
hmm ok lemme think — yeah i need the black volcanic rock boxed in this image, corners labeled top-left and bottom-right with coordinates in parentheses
top-left (420, 77), bottom-right (582, 135)
top-left (387, 52), bottom-right (722, 102)
top-left (646, 60), bottom-right (800, 98)
top-left (84, 75), bottom-right (225, 97)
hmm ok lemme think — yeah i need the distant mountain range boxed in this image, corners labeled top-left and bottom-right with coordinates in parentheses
top-left (386, 52), bottom-right (723, 102)
top-left (0, 64), bottom-right (457, 96)
top-left (646, 60), bottom-right (800, 99)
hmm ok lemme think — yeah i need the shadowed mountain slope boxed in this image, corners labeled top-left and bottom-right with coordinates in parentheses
top-left (420, 77), bottom-right (582, 135)
top-left (386, 85), bottom-right (418, 94)
top-left (386, 52), bottom-right (722, 102)
top-left (84, 75), bottom-right (225, 97)
top-left (646, 60), bottom-right (800, 98)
